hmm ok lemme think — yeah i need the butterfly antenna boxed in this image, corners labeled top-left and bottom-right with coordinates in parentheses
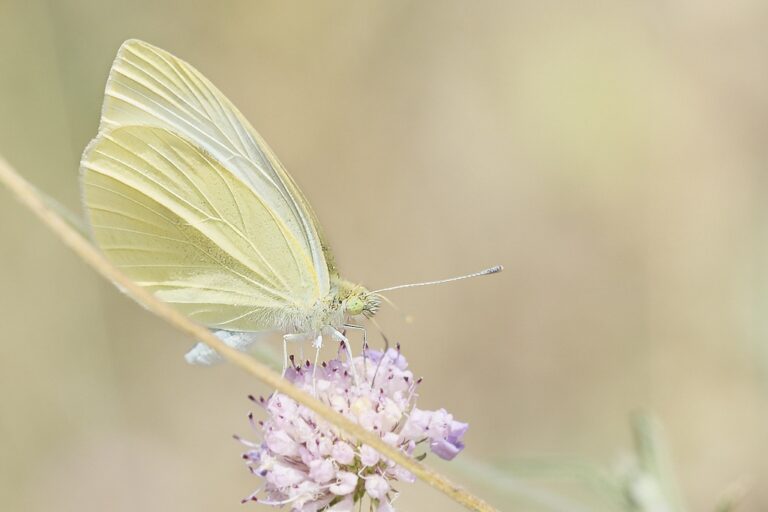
top-left (371, 265), bottom-right (503, 294)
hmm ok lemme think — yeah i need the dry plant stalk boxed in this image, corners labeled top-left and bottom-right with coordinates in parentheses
top-left (0, 153), bottom-right (500, 512)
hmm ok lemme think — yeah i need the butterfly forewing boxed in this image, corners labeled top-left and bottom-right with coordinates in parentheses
top-left (96, 39), bottom-right (330, 293)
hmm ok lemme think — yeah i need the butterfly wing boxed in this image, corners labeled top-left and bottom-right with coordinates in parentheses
top-left (93, 39), bottom-right (331, 276)
top-left (81, 40), bottom-right (334, 331)
top-left (100, 39), bottom-right (332, 285)
top-left (82, 125), bottom-right (321, 331)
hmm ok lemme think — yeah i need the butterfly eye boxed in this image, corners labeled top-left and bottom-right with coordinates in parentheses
top-left (346, 296), bottom-right (365, 316)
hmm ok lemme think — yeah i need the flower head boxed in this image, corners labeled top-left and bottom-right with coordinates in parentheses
top-left (237, 346), bottom-right (468, 510)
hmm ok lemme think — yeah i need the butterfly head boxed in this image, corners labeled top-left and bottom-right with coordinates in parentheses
top-left (345, 292), bottom-right (381, 318)
top-left (335, 279), bottom-right (381, 319)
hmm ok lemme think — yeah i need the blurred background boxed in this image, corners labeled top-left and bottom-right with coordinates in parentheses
top-left (1, 1), bottom-right (767, 511)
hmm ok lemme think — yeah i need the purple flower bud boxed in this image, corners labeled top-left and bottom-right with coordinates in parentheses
top-left (390, 464), bottom-right (416, 483)
top-left (331, 441), bottom-right (355, 465)
top-left (360, 444), bottom-right (381, 467)
top-left (401, 408), bottom-right (431, 438)
top-left (365, 474), bottom-right (390, 499)
top-left (265, 462), bottom-right (305, 487)
top-left (430, 436), bottom-right (464, 460)
top-left (427, 412), bottom-right (468, 461)
top-left (264, 429), bottom-right (299, 457)
top-left (308, 458), bottom-right (335, 483)
top-left (330, 471), bottom-right (358, 495)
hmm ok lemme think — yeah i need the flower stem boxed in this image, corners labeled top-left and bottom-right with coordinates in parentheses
top-left (0, 153), bottom-right (501, 512)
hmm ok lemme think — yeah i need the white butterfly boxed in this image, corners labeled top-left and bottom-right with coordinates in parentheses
top-left (80, 40), bottom-right (500, 367)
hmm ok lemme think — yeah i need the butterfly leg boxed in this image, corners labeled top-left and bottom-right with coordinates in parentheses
top-left (343, 323), bottom-right (368, 350)
top-left (311, 334), bottom-right (323, 393)
top-left (331, 327), bottom-right (360, 387)
top-left (282, 334), bottom-right (289, 376)
top-left (282, 333), bottom-right (309, 376)
top-left (343, 323), bottom-right (368, 374)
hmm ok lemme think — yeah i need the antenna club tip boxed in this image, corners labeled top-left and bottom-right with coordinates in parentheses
top-left (485, 265), bottom-right (503, 274)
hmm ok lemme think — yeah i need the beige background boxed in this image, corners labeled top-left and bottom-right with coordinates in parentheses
top-left (1, 1), bottom-right (767, 511)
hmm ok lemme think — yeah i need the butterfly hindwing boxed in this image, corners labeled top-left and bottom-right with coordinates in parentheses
top-left (81, 125), bottom-right (320, 331)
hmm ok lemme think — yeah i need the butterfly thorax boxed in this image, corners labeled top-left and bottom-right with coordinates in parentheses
top-left (280, 277), bottom-right (381, 334)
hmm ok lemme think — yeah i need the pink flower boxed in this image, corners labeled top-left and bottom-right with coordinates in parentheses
top-left (329, 472), bottom-right (357, 495)
top-left (308, 458), bottom-right (335, 483)
top-left (328, 496), bottom-right (354, 511)
top-left (360, 444), bottom-right (381, 467)
top-left (364, 474), bottom-right (390, 499)
top-left (237, 346), bottom-right (467, 510)
top-left (331, 441), bottom-right (355, 465)
top-left (264, 429), bottom-right (299, 457)
top-left (426, 409), bottom-right (468, 461)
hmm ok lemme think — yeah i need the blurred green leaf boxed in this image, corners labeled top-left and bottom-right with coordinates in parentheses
top-left (445, 455), bottom-right (623, 512)
top-left (628, 412), bottom-right (687, 512)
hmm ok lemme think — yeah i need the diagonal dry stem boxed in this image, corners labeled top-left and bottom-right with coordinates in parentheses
top-left (0, 154), bottom-right (500, 512)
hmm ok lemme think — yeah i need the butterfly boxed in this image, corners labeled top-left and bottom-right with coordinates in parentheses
top-left (80, 40), bottom-right (501, 367)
